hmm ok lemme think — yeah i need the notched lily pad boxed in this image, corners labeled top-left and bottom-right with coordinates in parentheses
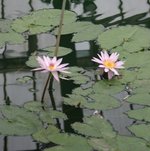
top-left (12, 9), bottom-right (77, 35)
top-left (126, 107), bottom-right (150, 122)
top-left (128, 124), bottom-right (150, 142)
top-left (0, 105), bottom-right (42, 136)
top-left (42, 46), bottom-right (72, 57)
top-left (72, 115), bottom-right (116, 139)
top-left (98, 25), bottom-right (150, 52)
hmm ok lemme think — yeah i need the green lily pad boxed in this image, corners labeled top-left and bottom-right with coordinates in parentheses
top-left (128, 124), bottom-right (150, 142)
top-left (0, 32), bottom-right (25, 47)
top-left (12, 9), bottom-right (77, 35)
top-left (39, 110), bottom-right (67, 124)
top-left (32, 125), bottom-right (60, 143)
top-left (72, 115), bottom-right (116, 139)
top-left (116, 135), bottom-right (150, 151)
top-left (64, 92), bottom-right (120, 110)
top-left (126, 107), bottom-right (150, 122)
top-left (44, 133), bottom-right (92, 151)
top-left (24, 101), bottom-right (44, 112)
top-left (0, 19), bottom-right (12, 32)
top-left (0, 105), bottom-right (42, 135)
top-left (43, 46), bottom-right (72, 57)
top-left (98, 25), bottom-right (150, 52)
top-left (72, 24), bottom-right (104, 42)
top-left (127, 93), bottom-right (150, 106)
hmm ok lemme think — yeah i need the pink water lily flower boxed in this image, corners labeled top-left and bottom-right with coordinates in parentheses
top-left (92, 51), bottom-right (124, 79)
top-left (32, 56), bottom-right (70, 82)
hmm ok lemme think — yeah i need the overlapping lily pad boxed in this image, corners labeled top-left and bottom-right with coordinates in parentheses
top-left (98, 25), bottom-right (150, 52)
top-left (126, 107), bottom-right (150, 122)
top-left (44, 133), bottom-right (93, 151)
top-left (12, 9), bottom-right (77, 35)
top-left (54, 21), bottom-right (105, 42)
top-left (0, 105), bottom-right (42, 135)
top-left (127, 93), bottom-right (150, 106)
top-left (72, 115), bottom-right (116, 139)
top-left (128, 124), bottom-right (150, 142)
top-left (26, 46), bottom-right (73, 68)
top-left (0, 19), bottom-right (12, 32)
top-left (0, 32), bottom-right (25, 47)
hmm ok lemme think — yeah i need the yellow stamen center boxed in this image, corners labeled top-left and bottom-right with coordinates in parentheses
top-left (49, 64), bottom-right (55, 70)
top-left (104, 60), bottom-right (115, 69)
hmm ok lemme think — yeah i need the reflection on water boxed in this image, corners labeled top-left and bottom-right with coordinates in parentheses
top-left (0, 0), bottom-right (150, 150)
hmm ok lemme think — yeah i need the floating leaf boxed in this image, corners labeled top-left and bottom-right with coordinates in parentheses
top-left (128, 124), bottom-right (150, 142)
top-left (39, 110), bottom-right (67, 124)
top-left (0, 105), bottom-right (42, 135)
top-left (54, 22), bottom-right (94, 35)
top-left (116, 135), bottom-right (150, 151)
top-left (125, 51), bottom-right (150, 68)
top-left (98, 26), bottom-right (150, 52)
top-left (72, 24), bottom-right (105, 42)
top-left (0, 32), bottom-right (25, 47)
top-left (16, 76), bottom-right (33, 84)
top-left (12, 9), bottom-right (77, 35)
top-left (126, 107), bottom-right (150, 122)
top-left (44, 133), bottom-right (92, 151)
top-left (127, 93), bottom-right (150, 106)
top-left (26, 55), bottom-right (39, 68)
top-left (32, 125), bottom-right (60, 143)
top-left (88, 93), bottom-right (120, 110)
top-left (72, 87), bottom-right (93, 96)
top-left (43, 46), bottom-right (72, 57)
top-left (88, 138), bottom-right (115, 151)
top-left (92, 80), bottom-right (124, 95)
top-left (24, 101), bottom-right (43, 112)
top-left (72, 115), bottom-right (116, 139)
top-left (0, 19), bottom-right (12, 32)
top-left (64, 93), bottom-right (120, 110)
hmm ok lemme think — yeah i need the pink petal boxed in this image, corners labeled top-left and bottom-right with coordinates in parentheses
top-left (55, 58), bottom-right (63, 66)
top-left (51, 56), bottom-right (57, 64)
top-left (115, 61), bottom-right (125, 68)
top-left (110, 68), bottom-right (119, 75)
top-left (52, 71), bottom-right (59, 82)
top-left (110, 52), bottom-right (119, 62)
top-left (92, 57), bottom-right (103, 64)
top-left (103, 51), bottom-right (109, 60)
top-left (108, 71), bottom-right (114, 79)
top-left (43, 56), bottom-right (50, 67)
top-left (57, 63), bottom-right (69, 69)
top-left (104, 68), bottom-right (109, 72)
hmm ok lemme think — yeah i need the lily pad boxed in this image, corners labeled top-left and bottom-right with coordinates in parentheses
top-left (0, 19), bottom-right (12, 32)
top-left (24, 101), bottom-right (44, 112)
top-left (12, 9), bottom-right (77, 35)
top-left (127, 93), bottom-right (150, 106)
top-left (126, 107), bottom-right (150, 122)
top-left (64, 92), bottom-right (120, 110)
top-left (98, 25), bottom-right (150, 52)
top-left (43, 46), bottom-right (72, 57)
top-left (72, 24), bottom-right (105, 42)
top-left (32, 125), bottom-right (60, 143)
top-left (128, 124), bottom-right (150, 142)
top-left (44, 133), bottom-right (92, 151)
top-left (0, 32), bottom-right (25, 47)
top-left (116, 135), bottom-right (150, 151)
top-left (72, 115), bottom-right (116, 139)
top-left (0, 105), bottom-right (42, 135)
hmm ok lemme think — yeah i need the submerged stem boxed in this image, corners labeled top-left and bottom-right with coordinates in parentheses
top-left (41, 74), bottom-right (51, 104)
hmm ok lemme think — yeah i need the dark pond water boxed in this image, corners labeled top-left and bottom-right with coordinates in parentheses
top-left (0, 0), bottom-right (150, 150)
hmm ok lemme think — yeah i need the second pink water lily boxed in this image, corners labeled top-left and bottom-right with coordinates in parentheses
top-left (92, 51), bottom-right (124, 79)
top-left (32, 56), bottom-right (70, 82)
